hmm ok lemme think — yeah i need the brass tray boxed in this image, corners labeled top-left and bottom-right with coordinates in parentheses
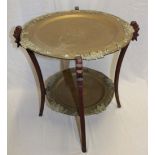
top-left (46, 68), bottom-right (114, 115)
top-left (21, 10), bottom-right (134, 60)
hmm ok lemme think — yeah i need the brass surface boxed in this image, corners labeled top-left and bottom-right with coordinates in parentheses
top-left (21, 10), bottom-right (134, 60)
top-left (46, 68), bottom-right (114, 115)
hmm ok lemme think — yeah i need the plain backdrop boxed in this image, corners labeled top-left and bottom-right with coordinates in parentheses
top-left (8, 0), bottom-right (147, 155)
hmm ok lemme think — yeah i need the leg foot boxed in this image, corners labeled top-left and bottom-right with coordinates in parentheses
top-left (117, 104), bottom-right (121, 108)
top-left (115, 84), bottom-right (121, 108)
top-left (39, 93), bottom-right (45, 116)
top-left (39, 113), bottom-right (43, 117)
top-left (80, 113), bottom-right (86, 153)
top-left (82, 146), bottom-right (87, 153)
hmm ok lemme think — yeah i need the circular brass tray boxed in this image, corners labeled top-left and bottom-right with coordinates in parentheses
top-left (46, 68), bottom-right (114, 115)
top-left (21, 10), bottom-right (134, 60)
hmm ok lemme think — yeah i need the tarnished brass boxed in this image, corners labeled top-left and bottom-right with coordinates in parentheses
top-left (20, 10), bottom-right (134, 60)
top-left (46, 68), bottom-right (114, 115)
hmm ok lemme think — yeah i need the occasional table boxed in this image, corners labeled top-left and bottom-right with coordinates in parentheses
top-left (13, 7), bottom-right (139, 153)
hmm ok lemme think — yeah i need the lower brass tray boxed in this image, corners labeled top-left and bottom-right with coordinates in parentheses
top-left (46, 68), bottom-right (114, 115)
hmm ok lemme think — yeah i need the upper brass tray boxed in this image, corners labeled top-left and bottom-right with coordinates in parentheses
top-left (21, 10), bottom-right (134, 60)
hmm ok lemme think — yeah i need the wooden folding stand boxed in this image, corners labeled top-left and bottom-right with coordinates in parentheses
top-left (13, 8), bottom-right (139, 153)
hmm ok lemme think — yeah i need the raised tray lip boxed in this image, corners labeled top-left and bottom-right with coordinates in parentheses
top-left (20, 10), bottom-right (134, 60)
top-left (45, 67), bottom-right (114, 116)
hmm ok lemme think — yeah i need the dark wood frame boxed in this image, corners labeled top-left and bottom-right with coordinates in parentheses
top-left (13, 26), bottom-right (46, 117)
top-left (26, 49), bottom-right (46, 116)
top-left (13, 11), bottom-right (139, 153)
top-left (75, 56), bottom-right (86, 152)
top-left (114, 21), bottom-right (139, 108)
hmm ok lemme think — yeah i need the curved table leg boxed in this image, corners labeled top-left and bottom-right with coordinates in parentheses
top-left (114, 21), bottom-right (140, 108)
top-left (26, 49), bottom-right (46, 116)
top-left (75, 56), bottom-right (86, 153)
top-left (13, 26), bottom-right (46, 116)
top-left (114, 44), bottom-right (129, 108)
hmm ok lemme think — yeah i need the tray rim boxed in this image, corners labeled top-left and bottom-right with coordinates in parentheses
top-left (45, 67), bottom-right (114, 116)
top-left (20, 10), bottom-right (134, 60)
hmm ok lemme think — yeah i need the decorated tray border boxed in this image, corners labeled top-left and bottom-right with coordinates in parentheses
top-left (20, 10), bottom-right (134, 60)
top-left (45, 68), bottom-right (114, 115)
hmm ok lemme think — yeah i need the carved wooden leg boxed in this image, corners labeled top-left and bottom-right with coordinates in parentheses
top-left (27, 49), bottom-right (46, 116)
top-left (75, 56), bottom-right (86, 153)
top-left (114, 44), bottom-right (129, 108)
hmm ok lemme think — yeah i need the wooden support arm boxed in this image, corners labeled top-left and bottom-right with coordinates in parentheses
top-left (130, 21), bottom-right (140, 41)
top-left (13, 26), bottom-right (22, 47)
